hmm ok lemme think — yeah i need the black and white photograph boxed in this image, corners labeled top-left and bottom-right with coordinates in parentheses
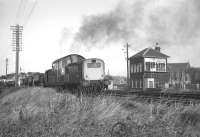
top-left (1, 0), bottom-right (200, 136)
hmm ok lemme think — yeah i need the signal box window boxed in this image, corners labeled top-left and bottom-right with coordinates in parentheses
top-left (134, 64), bottom-right (136, 73)
top-left (131, 64), bottom-right (133, 73)
top-left (137, 64), bottom-right (140, 72)
top-left (161, 63), bottom-right (165, 71)
top-left (150, 62), bottom-right (155, 69)
top-left (135, 80), bottom-right (137, 88)
top-left (140, 63), bottom-right (142, 72)
top-left (131, 80), bottom-right (134, 88)
top-left (156, 63), bottom-right (165, 72)
top-left (146, 62), bottom-right (150, 71)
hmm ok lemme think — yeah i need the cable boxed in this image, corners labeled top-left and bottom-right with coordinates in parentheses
top-left (16, 0), bottom-right (27, 24)
top-left (23, 0), bottom-right (38, 27)
top-left (16, 0), bottom-right (23, 20)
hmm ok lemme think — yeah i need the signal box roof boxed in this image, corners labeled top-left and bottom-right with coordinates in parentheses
top-left (129, 48), bottom-right (169, 59)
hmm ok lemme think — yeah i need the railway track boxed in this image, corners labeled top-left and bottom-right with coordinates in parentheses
top-left (2, 86), bottom-right (200, 105)
top-left (103, 89), bottom-right (200, 105)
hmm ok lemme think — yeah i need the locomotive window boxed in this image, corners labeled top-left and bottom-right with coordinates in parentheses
top-left (71, 55), bottom-right (78, 63)
top-left (78, 56), bottom-right (85, 61)
top-left (54, 62), bottom-right (59, 70)
top-left (52, 64), bottom-right (56, 70)
top-left (63, 57), bottom-right (71, 65)
top-left (87, 63), bottom-right (101, 68)
top-left (66, 59), bottom-right (71, 64)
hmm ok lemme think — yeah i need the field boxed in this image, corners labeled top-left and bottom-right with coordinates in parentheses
top-left (0, 87), bottom-right (200, 137)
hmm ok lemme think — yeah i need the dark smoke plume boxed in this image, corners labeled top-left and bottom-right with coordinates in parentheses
top-left (73, 0), bottom-right (200, 49)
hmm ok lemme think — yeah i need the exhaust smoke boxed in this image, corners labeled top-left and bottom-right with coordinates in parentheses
top-left (69, 0), bottom-right (200, 50)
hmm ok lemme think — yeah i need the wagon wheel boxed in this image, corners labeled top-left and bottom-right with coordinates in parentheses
top-left (111, 122), bottom-right (128, 137)
top-left (77, 86), bottom-right (84, 97)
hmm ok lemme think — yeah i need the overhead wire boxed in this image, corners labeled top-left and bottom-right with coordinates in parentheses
top-left (20, 0), bottom-right (28, 24)
top-left (16, 0), bottom-right (27, 24)
top-left (15, 0), bottom-right (37, 27)
top-left (16, 0), bottom-right (23, 20)
top-left (23, 0), bottom-right (38, 27)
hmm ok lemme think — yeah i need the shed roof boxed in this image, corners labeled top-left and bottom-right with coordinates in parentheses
top-left (167, 63), bottom-right (190, 72)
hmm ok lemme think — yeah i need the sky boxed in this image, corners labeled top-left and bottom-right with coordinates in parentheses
top-left (0, 0), bottom-right (200, 76)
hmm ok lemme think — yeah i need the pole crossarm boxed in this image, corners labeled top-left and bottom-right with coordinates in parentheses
top-left (10, 24), bottom-right (23, 87)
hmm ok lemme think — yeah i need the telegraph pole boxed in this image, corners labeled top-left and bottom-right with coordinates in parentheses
top-left (11, 24), bottom-right (23, 87)
top-left (126, 43), bottom-right (129, 87)
top-left (5, 58), bottom-right (8, 76)
top-left (124, 43), bottom-right (130, 88)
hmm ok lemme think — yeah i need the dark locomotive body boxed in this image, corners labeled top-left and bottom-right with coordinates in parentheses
top-left (44, 54), bottom-right (85, 88)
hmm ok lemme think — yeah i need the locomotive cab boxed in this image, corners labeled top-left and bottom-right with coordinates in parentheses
top-left (83, 58), bottom-right (105, 80)
top-left (82, 58), bottom-right (105, 87)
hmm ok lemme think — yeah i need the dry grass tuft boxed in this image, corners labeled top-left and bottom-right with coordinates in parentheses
top-left (1, 88), bottom-right (200, 137)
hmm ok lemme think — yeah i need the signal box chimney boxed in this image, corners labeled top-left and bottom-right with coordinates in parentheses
top-left (155, 42), bottom-right (160, 52)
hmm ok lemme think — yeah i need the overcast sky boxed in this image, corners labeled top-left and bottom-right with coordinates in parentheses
top-left (0, 0), bottom-right (200, 76)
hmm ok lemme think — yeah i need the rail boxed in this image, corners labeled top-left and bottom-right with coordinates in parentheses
top-left (102, 89), bottom-right (200, 104)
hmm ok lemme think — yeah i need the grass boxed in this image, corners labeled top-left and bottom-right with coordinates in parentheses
top-left (0, 87), bottom-right (200, 137)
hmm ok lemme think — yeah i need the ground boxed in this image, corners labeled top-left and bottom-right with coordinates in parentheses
top-left (0, 87), bottom-right (200, 137)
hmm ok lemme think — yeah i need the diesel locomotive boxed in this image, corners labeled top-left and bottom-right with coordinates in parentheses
top-left (44, 54), bottom-right (109, 91)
